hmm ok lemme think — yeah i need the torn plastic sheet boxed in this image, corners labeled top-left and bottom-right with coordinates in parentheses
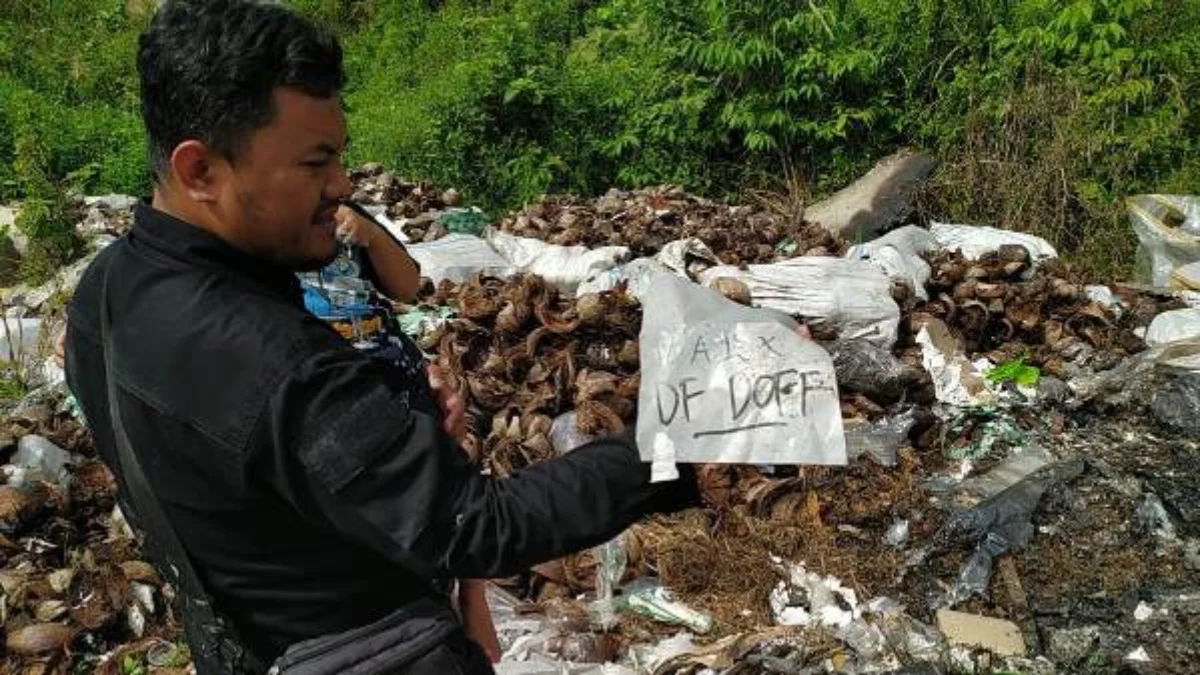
top-left (395, 306), bottom-right (456, 338)
top-left (951, 444), bottom-right (1054, 506)
top-left (637, 275), bottom-right (846, 479)
top-left (837, 597), bottom-right (946, 666)
top-left (935, 459), bottom-right (1085, 608)
top-left (1135, 493), bottom-right (1178, 541)
top-left (590, 534), bottom-right (627, 630)
top-left (846, 225), bottom-right (939, 301)
top-left (655, 238), bottom-right (721, 277)
top-left (916, 319), bottom-right (996, 407)
top-left (769, 560), bottom-right (861, 629)
top-left (844, 410), bottom-right (917, 467)
top-left (617, 578), bottom-right (713, 634)
top-left (940, 407), bottom-right (1030, 463)
top-left (1152, 370), bottom-right (1200, 435)
top-left (1129, 194), bottom-right (1200, 288)
top-left (930, 222), bottom-right (1058, 262)
top-left (1085, 285), bottom-right (1125, 317)
top-left (698, 257), bottom-right (901, 346)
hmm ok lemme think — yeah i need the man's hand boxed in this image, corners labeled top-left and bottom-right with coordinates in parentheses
top-left (458, 579), bottom-right (502, 663)
top-left (333, 205), bottom-right (380, 249)
top-left (54, 328), bottom-right (66, 368)
top-left (428, 364), bottom-right (469, 451)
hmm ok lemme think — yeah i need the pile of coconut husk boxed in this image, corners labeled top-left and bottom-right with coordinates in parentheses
top-left (895, 246), bottom-right (1181, 377)
top-left (416, 275), bottom-right (642, 477)
top-left (1, 403), bottom-right (187, 675)
top-left (497, 187), bottom-right (845, 265)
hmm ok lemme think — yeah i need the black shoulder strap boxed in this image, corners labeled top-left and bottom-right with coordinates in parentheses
top-left (99, 265), bottom-right (264, 674)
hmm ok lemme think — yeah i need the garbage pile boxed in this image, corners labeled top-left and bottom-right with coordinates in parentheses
top-left (0, 404), bottom-right (189, 674)
top-left (4, 170), bottom-right (1200, 674)
top-left (497, 187), bottom-right (845, 265)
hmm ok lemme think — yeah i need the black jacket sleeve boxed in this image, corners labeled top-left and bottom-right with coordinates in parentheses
top-left (255, 348), bottom-right (696, 581)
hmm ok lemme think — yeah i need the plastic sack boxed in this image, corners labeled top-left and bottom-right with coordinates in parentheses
top-left (1144, 308), bottom-right (1200, 346)
top-left (637, 275), bottom-right (847, 482)
top-left (575, 258), bottom-right (673, 301)
top-left (1129, 195), bottom-right (1200, 287)
top-left (846, 225), bottom-right (939, 300)
top-left (487, 229), bottom-right (629, 293)
top-left (930, 222), bottom-right (1058, 262)
top-left (1172, 261), bottom-right (1200, 291)
top-left (407, 233), bottom-right (516, 284)
top-left (698, 257), bottom-right (900, 346)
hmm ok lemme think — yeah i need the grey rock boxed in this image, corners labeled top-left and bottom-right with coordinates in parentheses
top-left (805, 149), bottom-right (937, 240)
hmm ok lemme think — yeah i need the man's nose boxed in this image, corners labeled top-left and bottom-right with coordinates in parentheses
top-left (326, 165), bottom-right (354, 201)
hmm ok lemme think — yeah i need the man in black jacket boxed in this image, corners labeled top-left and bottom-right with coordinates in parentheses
top-left (64, 1), bottom-right (695, 672)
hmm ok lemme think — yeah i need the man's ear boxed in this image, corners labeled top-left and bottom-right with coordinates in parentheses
top-left (169, 140), bottom-right (224, 202)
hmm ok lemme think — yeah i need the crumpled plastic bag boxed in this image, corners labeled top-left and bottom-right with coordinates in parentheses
top-left (930, 222), bottom-right (1058, 262)
top-left (846, 225), bottom-right (939, 300)
top-left (487, 229), bottom-right (630, 293)
top-left (1128, 194), bottom-right (1200, 288)
top-left (698, 257), bottom-right (901, 346)
top-left (637, 275), bottom-right (847, 482)
top-left (830, 339), bottom-right (922, 404)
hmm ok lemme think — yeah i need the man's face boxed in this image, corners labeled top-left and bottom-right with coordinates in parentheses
top-left (214, 87), bottom-right (353, 270)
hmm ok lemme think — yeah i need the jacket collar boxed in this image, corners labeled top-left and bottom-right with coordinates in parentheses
top-left (130, 200), bottom-right (303, 304)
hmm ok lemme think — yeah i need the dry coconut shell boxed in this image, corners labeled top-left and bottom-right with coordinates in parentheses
top-left (0, 484), bottom-right (51, 534)
top-left (5, 623), bottom-right (76, 655)
top-left (575, 293), bottom-right (606, 327)
top-left (712, 277), bottom-right (752, 305)
top-left (120, 561), bottom-right (161, 585)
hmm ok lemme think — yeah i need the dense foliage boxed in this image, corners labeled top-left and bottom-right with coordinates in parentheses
top-left (1, 0), bottom-right (1197, 276)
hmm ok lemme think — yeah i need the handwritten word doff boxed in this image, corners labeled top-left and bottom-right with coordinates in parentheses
top-left (637, 276), bottom-right (847, 481)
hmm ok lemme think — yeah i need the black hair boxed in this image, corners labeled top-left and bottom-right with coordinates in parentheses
top-left (137, 0), bottom-right (344, 181)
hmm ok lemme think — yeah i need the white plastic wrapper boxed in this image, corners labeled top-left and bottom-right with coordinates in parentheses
top-left (1145, 308), bottom-right (1200, 346)
top-left (930, 222), bottom-right (1058, 261)
top-left (1128, 194), bottom-right (1200, 288)
top-left (487, 229), bottom-right (629, 293)
top-left (637, 275), bottom-right (847, 481)
top-left (846, 225), bottom-right (938, 300)
top-left (407, 233), bottom-right (515, 284)
top-left (699, 257), bottom-right (900, 346)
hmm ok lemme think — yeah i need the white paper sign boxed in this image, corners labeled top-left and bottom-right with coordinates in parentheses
top-left (637, 276), bottom-right (847, 478)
